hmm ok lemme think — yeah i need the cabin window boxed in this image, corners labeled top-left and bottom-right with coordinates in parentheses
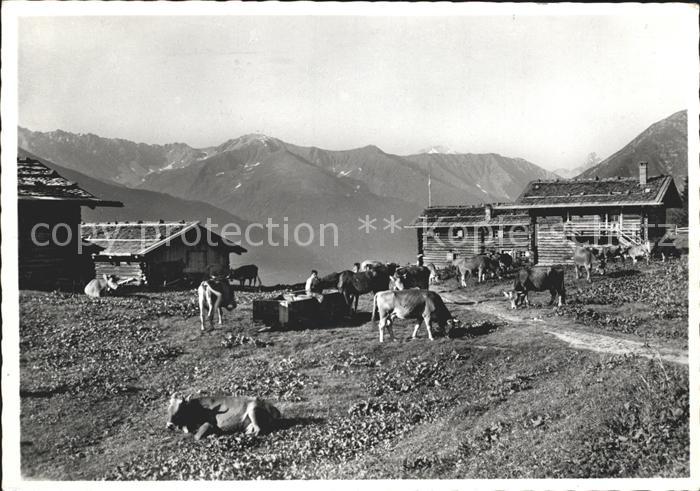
top-left (452, 228), bottom-right (464, 239)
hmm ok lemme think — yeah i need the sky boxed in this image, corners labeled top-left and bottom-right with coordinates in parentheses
top-left (16, 5), bottom-right (698, 171)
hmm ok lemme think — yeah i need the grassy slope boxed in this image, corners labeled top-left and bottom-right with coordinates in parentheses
top-left (18, 261), bottom-right (689, 480)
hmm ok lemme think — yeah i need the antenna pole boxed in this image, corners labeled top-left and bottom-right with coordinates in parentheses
top-left (428, 160), bottom-right (432, 207)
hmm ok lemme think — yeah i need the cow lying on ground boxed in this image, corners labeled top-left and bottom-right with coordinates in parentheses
top-left (84, 274), bottom-right (134, 298)
top-left (166, 393), bottom-right (281, 440)
top-left (230, 264), bottom-right (262, 287)
top-left (389, 265), bottom-right (430, 291)
top-left (84, 274), bottom-right (120, 298)
top-left (573, 246), bottom-right (605, 282)
top-left (198, 277), bottom-right (236, 331)
top-left (372, 290), bottom-right (456, 342)
top-left (503, 266), bottom-right (566, 309)
top-left (453, 255), bottom-right (499, 286)
top-left (338, 268), bottom-right (390, 313)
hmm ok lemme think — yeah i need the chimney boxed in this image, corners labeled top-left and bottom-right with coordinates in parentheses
top-left (484, 204), bottom-right (492, 221)
top-left (639, 162), bottom-right (648, 186)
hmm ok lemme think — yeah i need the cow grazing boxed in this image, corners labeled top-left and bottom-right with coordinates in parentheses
top-left (371, 290), bottom-right (456, 342)
top-left (166, 393), bottom-right (281, 440)
top-left (427, 263), bottom-right (440, 285)
top-left (389, 265), bottom-right (430, 291)
top-left (625, 241), bottom-right (652, 265)
top-left (338, 269), bottom-right (390, 313)
top-left (84, 274), bottom-right (120, 298)
top-left (503, 266), bottom-right (566, 309)
top-left (573, 246), bottom-right (605, 282)
top-left (230, 264), bottom-right (262, 287)
top-left (198, 277), bottom-right (236, 331)
top-left (453, 255), bottom-right (498, 286)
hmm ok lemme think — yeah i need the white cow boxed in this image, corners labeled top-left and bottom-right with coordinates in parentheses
top-left (84, 274), bottom-right (131, 298)
top-left (197, 278), bottom-right (236, 331)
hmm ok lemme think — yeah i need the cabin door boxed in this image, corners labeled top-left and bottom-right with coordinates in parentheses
top-left (186, 250), bottom-right (207, 273)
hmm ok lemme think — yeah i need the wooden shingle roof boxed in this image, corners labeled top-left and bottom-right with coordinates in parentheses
top-left (505, 175), bottom-right (681, 209)
top-left (81, 222), bottom-right (247, 257)
top-left (18, 157), bottom-right (122, 206)
top-left (407, 204), bottom-right (530, 228)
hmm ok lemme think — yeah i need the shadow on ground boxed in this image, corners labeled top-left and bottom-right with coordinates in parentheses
top-left (448, 321), bottom-right (502, 339)
top-left (275, 416), bottom-right (326, 432)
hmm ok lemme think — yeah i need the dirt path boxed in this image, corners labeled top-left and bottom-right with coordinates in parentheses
top-left (438, 288), bottom-right (688, 366)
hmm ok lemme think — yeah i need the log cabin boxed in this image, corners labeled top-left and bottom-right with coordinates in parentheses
top-left (501, 162), bottom-right (682, 264)
top-left (81, 221), bottom-right (247, 287)
top-left (410, 163), bottom-right (682, 267)
top-left (407, 204), bottom-right (531, 269)
top-left (18, 155), bottom-right (123, 291)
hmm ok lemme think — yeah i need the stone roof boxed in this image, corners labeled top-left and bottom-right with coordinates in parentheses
top-left (505, 175), bottom-right (681, 209)
top-left (81, 221), bottom-right (246, 257)
top-left (407, 204), bottom-right (530, 228)
top-left (17, 156), bottom-right (121, 206)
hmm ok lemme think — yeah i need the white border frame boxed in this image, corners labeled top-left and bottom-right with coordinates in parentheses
top-left (2, 2), bottom-right (699, 491)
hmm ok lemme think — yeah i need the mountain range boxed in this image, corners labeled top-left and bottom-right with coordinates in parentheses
top-left (578, 110), bottom-right (687, 190)
top-left (17, 129), bottom-right (557, 279)
top-left (17, 109), bottom-right (688, 281)
top-left (18, 129), bottom-right (558, 205)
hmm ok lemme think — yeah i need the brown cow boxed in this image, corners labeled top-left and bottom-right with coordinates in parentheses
top-left (389, 265), bottom-right (431, 291)
top-left (573, 246), bottom-right (605, 282)
top-left (338, 269), bottom-right (390, 313)
top-left (453, 255), bottom-right (499, 286)
top-left (166, 393), bottom-right (281, 440)
top-left (371, 289), bottom-right (456, 342)
top-left (503, 266), bottom-right (566, 309)
top-left (230, 264), bottom-right (262, 287)
top-left (625, 241), bottom-right (652, 265)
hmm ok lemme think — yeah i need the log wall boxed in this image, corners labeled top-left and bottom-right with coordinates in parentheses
top-left (536, 218), bottom-right (572, 265)
top-left (420, 225), bottom-right (530, 269)
top-left (94, 261), bottom-right (147, 283)
top-left (18, 201), bottom-right (92, 291)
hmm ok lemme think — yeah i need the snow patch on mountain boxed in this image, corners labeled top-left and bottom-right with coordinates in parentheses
top-left (419, 145), bottom-right (458, 155)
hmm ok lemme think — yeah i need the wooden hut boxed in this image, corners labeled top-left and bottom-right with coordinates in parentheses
top-left (81, 221), bottom-right (247, 286)
top-left (499, 162), bottom-right (682, 265)
top-left (18, 155), bottom-right (122, 290)
top-left (407, 204), bottom-right (531, 269)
